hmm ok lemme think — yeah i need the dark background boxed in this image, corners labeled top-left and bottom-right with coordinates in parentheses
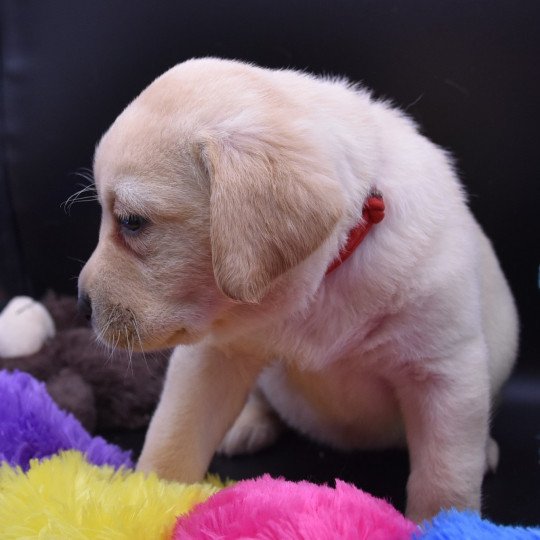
top-left (1, 0), bottom-right (539, 526)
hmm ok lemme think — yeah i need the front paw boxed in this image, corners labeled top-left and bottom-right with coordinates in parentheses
top-left (136, 447), bottom-right (206, 484)
top-left (405, 470), bottom-right (481, 523)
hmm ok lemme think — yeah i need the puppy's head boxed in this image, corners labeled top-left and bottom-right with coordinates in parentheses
top-left (78, 59), bottom-right (343, 351)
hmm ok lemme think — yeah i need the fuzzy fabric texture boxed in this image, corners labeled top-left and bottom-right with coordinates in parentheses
top-left (418, 510), bottom-right (540, 539)
top-left (0, 370), bottom-right (132, 470)
top-left (173, 474), bottom-right (419, 539)
top-left (0, 369), bottom-right (537, 539)
top-left (0, 292), bottom-right (168, 432)
top-left (0, 451), bottom-right (222, 540)
top-left (0, 297), bottom-right (55, 358)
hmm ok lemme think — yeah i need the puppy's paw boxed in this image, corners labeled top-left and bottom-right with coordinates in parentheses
top-left (485, 437), bottom-right (499, 473)
top-left (136, 448), bottom-right (206, 484)
top-left (218, 395), bottom-right (282, 456)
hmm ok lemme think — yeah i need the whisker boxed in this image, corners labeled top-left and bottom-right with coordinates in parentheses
top-left (96, 307), bottom-right (117, 365)
top-left (99, 310), bottom-right (114, 340)
top-left (75, 167), bottom-right (95, 183)
top-left (62, 170), bottom-right (98, 214)
top-left (124, 326), bottom-right (134, 377)
top-left (92, 325), bottom-right (111, 364)
top-left (131, 312), bottom-right (150, 374)
top-left (67, 256), bottom-right (88, 266)
top-left (108, 332), bottom-right (120, 365)
top-left (63, 193), bottom-right (99, 214)
top-left (152, 348), bottom-right (172, 363)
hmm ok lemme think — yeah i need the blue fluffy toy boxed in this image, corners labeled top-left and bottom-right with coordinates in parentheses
top-left (419, 510), bottom-right (540, 539)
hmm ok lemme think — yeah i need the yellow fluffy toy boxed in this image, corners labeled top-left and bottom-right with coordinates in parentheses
top-left (0, 451), bottom-right (223, 539)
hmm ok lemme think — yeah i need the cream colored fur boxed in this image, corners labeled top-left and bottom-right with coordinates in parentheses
top-left (78, 58), bottom-right (518, 521)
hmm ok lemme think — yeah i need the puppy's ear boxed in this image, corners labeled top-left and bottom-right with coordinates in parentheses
top-left (198, 132), bottom-right (343, 303)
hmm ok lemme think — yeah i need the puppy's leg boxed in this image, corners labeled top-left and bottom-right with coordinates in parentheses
top-left (397, 341), bottom-right (491, 522)
top-left (218, 388), bottom-right (282, 456)
top-left (136, 343), bottom-right (261, 483)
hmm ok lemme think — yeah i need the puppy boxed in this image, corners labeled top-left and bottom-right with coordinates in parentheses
top-left (78, 58), bottom-right (518, 521)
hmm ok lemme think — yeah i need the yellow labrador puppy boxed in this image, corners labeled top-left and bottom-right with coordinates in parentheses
top-left (78, 58), bottom-right (518, 521)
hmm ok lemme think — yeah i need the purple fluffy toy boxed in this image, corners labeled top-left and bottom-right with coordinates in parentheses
top-left (0, 370), bottom-right (132, 470)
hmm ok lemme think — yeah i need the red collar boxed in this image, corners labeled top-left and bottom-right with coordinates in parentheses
top-left (326, 191), bottom-right (385, 275)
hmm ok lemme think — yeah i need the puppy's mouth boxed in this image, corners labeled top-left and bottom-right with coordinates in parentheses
top-left (96, 324), bottom-right (193, 352)
top-left (97, 325), bottom-right (192, 352)
top-left (92, 305), bottom-right (194, 352)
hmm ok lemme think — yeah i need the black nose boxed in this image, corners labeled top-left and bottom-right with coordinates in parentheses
top-left (77, 292), bottom-right (93, 321)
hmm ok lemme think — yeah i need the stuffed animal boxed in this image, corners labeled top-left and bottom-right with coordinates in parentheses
top-left (0, 369), bottom-right (223, 539)
top-left (172, 474), bottom-right (418, 539)
top-left (173, 477), bottom-right (540, 539)
top-left (0, 370), bottom-right (132, 470)
top-left (0, 296), bottom-right (55, 358)
top-left (0, 292), bottom-right (168, 433)
top-left (0, 451), bottom-right (221, 539)
top-left (1, 368), bottom-right (538, 539)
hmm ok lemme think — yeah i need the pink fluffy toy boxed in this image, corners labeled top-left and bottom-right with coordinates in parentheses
top-left (173, 474), bottom-right (418, 540)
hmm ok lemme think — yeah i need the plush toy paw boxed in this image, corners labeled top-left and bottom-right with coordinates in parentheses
top-left (0, 297), bottom-right (55, 358)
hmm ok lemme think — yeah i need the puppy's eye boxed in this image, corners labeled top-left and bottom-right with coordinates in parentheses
top-left (118, 215), bottom-right (146, 234)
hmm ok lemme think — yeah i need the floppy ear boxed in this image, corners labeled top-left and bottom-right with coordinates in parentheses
top-left (199, 133), bottom-right (343, 304)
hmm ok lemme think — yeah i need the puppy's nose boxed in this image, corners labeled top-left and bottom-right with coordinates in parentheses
top-left (77, 291), bottom-right (93, 321)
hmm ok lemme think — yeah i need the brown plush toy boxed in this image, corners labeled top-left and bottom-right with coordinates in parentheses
top-left (0, 292), bottom-right (168, 434)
